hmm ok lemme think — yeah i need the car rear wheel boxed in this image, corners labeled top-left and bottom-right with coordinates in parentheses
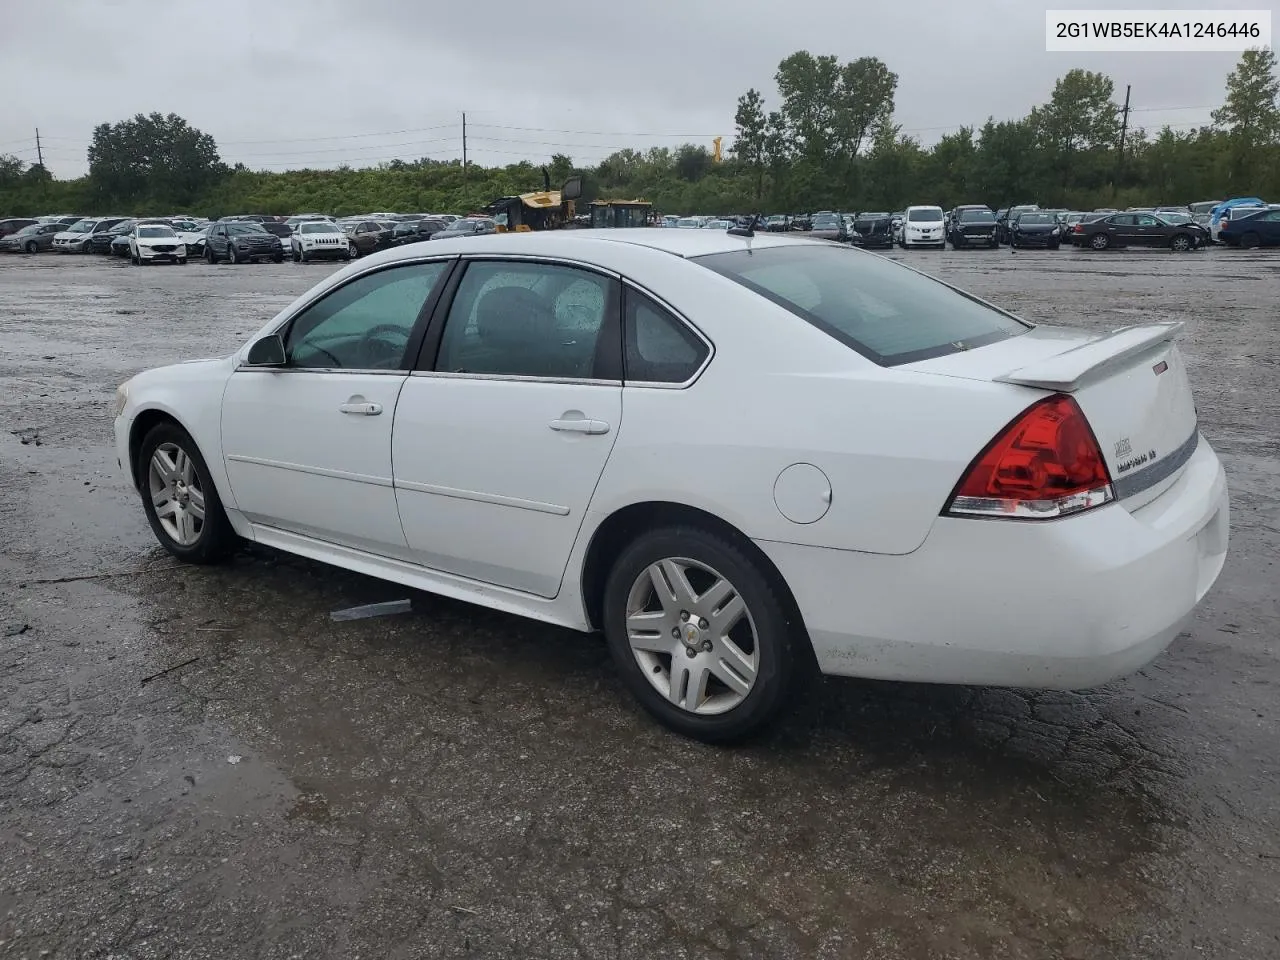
top-left (24, 241), bottom-right (37, 254)
top-left (138, 423), bottom-right (236, 564)
top-left (602, 525), bottom-right (800, 743)
top-left (1089, 232), bottom-right (1111, 250)
top-left (1170, 234), bottom-right (1192, 252)
top-left (1240, 231), bottom-right (1261, 250)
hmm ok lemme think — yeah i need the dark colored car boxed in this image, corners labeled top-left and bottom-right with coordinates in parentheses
top-left (1071, 212), bottom-right (1205, 251)
top-left (433, 217), bottom-right (497, 239)
top-left (259, 221), bottom-right (293, 241)
top-left (344, 219), bottom-right (396, 257)
top-left (1218, 208), bottom-right (1280, 248)
top-left (995, 205), bottom-right (1039, 244)
top-left (205, 221), bottom-right (285, 263)
top-left (0, 222), bottom-right (63, 253)
top-left (848, 212), bottom-right (894, 249)
top-left (110, 233), bottom-right (134, 258)
top-left (88, 219), bottom-right (136, 254)
top-left (807, 211), bottom-right (848, 242)
top-left (389, 218), bottom-right (448, 247)
top-left (947, 208), bottom-right (998, 248)
top-left (0, 218), bottom-right (37, 239)
top-left (1008, 212), bottom-right (1061, 249)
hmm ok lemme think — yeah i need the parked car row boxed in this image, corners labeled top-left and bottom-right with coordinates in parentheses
top-left (0, 210), bottom-right (500, 264)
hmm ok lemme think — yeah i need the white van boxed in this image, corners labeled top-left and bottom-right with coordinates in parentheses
top-left (899, 205), bottom-right (946, 249)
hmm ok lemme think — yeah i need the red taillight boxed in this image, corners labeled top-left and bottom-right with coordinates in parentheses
top-left (945, 395), bottom-right (1114, 520)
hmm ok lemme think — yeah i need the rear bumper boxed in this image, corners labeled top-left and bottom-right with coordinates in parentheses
top-left (757, 435), bottom-right (1229, 689)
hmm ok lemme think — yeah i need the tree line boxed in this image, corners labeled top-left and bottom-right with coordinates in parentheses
top-left (1, 48), bottom-right (1276, 218)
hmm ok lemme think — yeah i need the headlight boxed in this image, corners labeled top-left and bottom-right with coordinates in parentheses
top-left (113, 381), bottom-right (131, 418)
top-left (176, 245), bottom-right (186, 254)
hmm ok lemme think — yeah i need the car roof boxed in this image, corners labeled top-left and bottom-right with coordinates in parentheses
top-left (354, 227), bottom-right (821, 266)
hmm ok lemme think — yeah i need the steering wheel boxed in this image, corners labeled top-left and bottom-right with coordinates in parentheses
top-left (359, 323), bottom-right (411, 367)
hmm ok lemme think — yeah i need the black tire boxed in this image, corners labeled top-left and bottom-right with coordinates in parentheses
top-left (228, 245), bottom-right (239, 264)
top-left (272, 254), bottom-right (283, 263)
top-left (1240, 231), bottom-right (1261, 250)
top-left (1049, 240), bottom-right (1060, 250)
top-left (1089, 232), bottom-right (1110, 251)
top-left (300, 248), bottom-right (309, 263)
top-left (1170, 234), bottom-right (1191, 252)
top-left (205, 247), bottom-right (216, 264)
top-left (602, 525), bottom-right (801, 743)
top-left (342, 248), bottom-right (352, 261)
top-left (24, 240), bottom-right (37, 254)
top-left (291, 246), bottom-right (301, 262)
top-left (136, 422), bottom-right (236, 564)
top-left (177, 257), bottom-right (188, 265)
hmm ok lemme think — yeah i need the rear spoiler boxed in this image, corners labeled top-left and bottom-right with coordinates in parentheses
top-left (994, 321), bottom-right (1184, 392)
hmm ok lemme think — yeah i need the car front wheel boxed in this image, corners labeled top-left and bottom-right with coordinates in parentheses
top-left (1089, 232), bottom-right (1111, 250)
top-left (602, 525), bottom-right (800, 743)
top-left (138, 422), bottom-right (236, 564)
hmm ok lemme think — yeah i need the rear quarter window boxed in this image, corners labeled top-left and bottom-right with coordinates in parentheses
top-left (694, 244), bottom-right (1029, 366)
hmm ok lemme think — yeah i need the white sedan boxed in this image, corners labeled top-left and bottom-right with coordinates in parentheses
top-left (129, 223), bottom-right (187, 265)
top-left (111, 230), bottom-right (1229, 742)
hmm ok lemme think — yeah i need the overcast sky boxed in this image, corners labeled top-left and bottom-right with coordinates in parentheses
top-left (0, 0), bottom-right (1269, 178)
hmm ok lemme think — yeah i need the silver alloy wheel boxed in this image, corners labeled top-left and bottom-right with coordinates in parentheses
top-left (148, 441), bottom-right (205, 547)
top-left (1171, 234), bottom-right (1191, 252)
top-left (1090, 233), bottom-right (1109, 250)
top-left (625, 557), bottom-right (759, 715)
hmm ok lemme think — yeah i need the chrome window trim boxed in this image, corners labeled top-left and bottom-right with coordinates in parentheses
top-left (233, 366), bottom-right (408, 376)
top-left (409, 370), bottom-right (619, 386)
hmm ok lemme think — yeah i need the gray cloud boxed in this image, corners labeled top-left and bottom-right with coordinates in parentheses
top-left (0, 0), bottom-right (1260, 177)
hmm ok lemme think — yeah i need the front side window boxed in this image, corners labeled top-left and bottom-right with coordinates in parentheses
top-left (624, 289), bottom-right (708, 384)
top-left (435, 261), bottom-right (617, 380)
top-left (1137, 215), bottom-right (1159, 227)
top-left (695, 245), bottom-right (1028, 366)
top-left (284, 262), bottom-right (448, 370)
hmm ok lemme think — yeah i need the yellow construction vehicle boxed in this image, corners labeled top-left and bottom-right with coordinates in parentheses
top-left (489, 172), bottom-right (582, 232)
top-left (588, 199), bottom-right (653, 228)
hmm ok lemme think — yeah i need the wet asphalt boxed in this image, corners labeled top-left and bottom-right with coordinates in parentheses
top-left (0, 246), bottom-right (1277, 960)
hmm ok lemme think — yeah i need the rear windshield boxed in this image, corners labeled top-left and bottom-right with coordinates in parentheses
top-left (907, 208), bottom-right (943, 222)
top-left (959, 210), bottom-right (995, 223)
top-left (694, 245), bottom-right (1028, 366)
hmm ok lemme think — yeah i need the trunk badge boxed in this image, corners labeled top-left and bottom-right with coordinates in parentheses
top-left (1115, 438), bottom-right (1132, 458)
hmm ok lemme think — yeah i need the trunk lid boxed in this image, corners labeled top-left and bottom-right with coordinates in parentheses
top-left (905, 322), bottom-right (1199, 509)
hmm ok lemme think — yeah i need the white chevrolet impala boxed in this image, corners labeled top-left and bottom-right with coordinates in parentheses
top-left (112, 229), bottom-right (1229, 742)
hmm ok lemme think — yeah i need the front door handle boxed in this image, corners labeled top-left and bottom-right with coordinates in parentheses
top-left (339, 398), bottom-right (382, 416)
top-left (549, 417), bottom-right (610, 435)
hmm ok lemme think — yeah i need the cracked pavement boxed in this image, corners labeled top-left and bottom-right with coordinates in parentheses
top-left (0, 249), bottom-right (1277, 959)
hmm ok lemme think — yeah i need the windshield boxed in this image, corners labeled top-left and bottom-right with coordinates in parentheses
top-left (959, 210), bottom-right (995, 223)
top-left (14, 224), bottom-right (41, 236)
top-left (694, 245), bottom-right (1028, 366)
top-left (1017, 213), bottom-right (1053, 225)
top-left (67, 220), bottom-right (96, 233)
top-left (907, 208), bottom-right (943, 222)
top-left (228, 223), bottom-right (269, 235)
top-left (137, 226), bottom-right (176, 238)
top-left (299, 222), bottom-right (338, 234)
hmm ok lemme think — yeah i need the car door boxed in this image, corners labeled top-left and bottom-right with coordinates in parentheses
top-left (220, 259), bottom-right (453, 554)
top-left (1101, 214), bottom-right (1131, 246)
top-left (392, 257), bottom-right (623, 598)
top-left (1132, 214), bottom-right (1162, 246)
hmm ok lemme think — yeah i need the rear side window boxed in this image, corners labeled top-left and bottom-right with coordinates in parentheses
top-left (694, 245), bottom-right (1028, 366)
top-left (623, 289), bottom-right (708, 384)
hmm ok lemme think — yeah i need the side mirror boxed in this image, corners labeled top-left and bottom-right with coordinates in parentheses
top-left (561, 176), bottom-right (583, 201)
top-left (246, 334), bottom-right (286, 366)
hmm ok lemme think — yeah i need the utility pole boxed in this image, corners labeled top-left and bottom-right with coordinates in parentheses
top-left (1117, 84), bottom-right (1132, 175)
top-left (35, 127), bottom-right (44, 169)
top-left (461, 112), bottom-right (467, 186)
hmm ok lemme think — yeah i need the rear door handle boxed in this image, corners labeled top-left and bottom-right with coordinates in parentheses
top-left (549, 417), bottom-right (610, 435)
top-left (339, 399), bottom-right (382, 416)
